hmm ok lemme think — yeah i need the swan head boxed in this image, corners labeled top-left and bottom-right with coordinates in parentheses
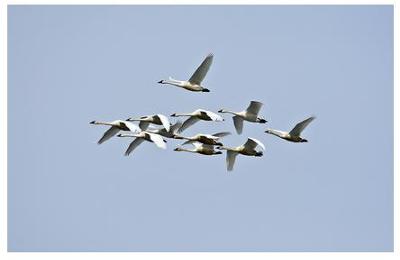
top-left (89, 120), bottom-right (96, 124)
top-left (170, 113), bottom-right (177, 117)
top-left (264, 129), bottom-right (272, 134)
top-left (157, 80), bottom-right (164, 84)
top-left (201, 88), bottom-right (210, 92)
top-left (214, 151), bottom-right (223, 155)
top-left (300, 139), bottom-right (308, 143)
top-left (174, 147), bottom-right (183, 152)
top-left (255, 151), bottom-right (263, 157)
top-left (217, 109), bottom-right (224, 113)
top-left (258, 118), bottom-right (267, 124)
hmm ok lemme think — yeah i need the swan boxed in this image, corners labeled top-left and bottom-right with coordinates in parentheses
top-left (117, 132), bottom-right (167, 156)
top-left (170, 109), bottom-right (224, 132)
top-left (145, 121), bottom-right (183, 139)
top-left (89, 120), bottom-right (141, 144)
top-left (174, 131), bottom-right (231, 146)
top-left (265, 116), bottom-right (315, 142)
top-left (174, 142), bottom-right (222, 156)
top-left (127, 114), bottom-right (170, 132)
top-left (217, 138), bottom-right (265, 171)
top-left (218, 101), bottom-right (267, 134)
top-left (157, 53), bottom-right (213, 92)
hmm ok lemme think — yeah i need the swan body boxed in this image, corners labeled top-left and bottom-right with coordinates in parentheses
top-left (127, 114), bottom-right (170, 132)
top-left (218, 101), bottom-right (267, 134)
top-left (174, 131), bottom-right (231, 146)
top-left (217, 138), bottom-right (265, 171)
top-left (265, 116), bottom-right (315, 143)
top-left (171, 109), bottom-right (224, 133)
top-left (89, 120), bottom-right (141, 144)
top-left (117, 132), bottom-right (167, 156)
top-left (174, 142), bottom-right (222, 156)
top-left (158, 53), bottom-right (213, 92)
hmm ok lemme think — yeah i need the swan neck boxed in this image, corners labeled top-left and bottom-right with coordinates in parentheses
top-left (92, 121), bottom-right (113, 126)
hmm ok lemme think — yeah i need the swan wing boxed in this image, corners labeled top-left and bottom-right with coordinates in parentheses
top-left (212, 131), bottom-right (231, 138)
top-left (233, 116), bottom-right (244, 134)
top-left (202, 110), bottom-right (223, 121)
top-left (245, 101), bottom-right (263, 115)
top-left (98, 126), bottom-right (120, 144)
top-left (125, 138), bottom-right (145, 156)
top-left (188, 53), bottom-right (213, 85)
top-left (178, 117), bottom-right (200, 133)
top-left (148, 133), bottom-right (167, 149)
top-left (156, 114), bottom-right (170, 132)
top-left (289, 116), bottom-right (316, 136)
top-left (170, 121), bottom-right (183, 134)
top-left (227, 151), bottom-right (239, 171)
top-left (244, 138), bottom-right (265, 150)
top-left (122, 121), bottom-right (141, 133)
top-left (139, 121), bottom-right (150, 131)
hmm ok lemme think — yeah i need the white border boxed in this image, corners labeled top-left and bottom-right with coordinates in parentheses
top-left (2, 0), bottom-right (397, 259)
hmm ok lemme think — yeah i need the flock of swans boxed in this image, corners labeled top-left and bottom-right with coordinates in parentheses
top-left (90, 53), bottom-right (315, 171)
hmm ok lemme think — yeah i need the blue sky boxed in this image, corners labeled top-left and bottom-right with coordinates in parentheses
top-left (8, 5), bottom-right (393, 251)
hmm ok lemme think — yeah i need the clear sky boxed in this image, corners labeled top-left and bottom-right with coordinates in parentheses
top-left (8, 5), bottom-right (393, 251)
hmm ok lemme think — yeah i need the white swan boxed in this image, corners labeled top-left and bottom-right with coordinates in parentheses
top-left (146, 121), bottom-right (183, 139)
top-left (89, 120), bottom-right (141, 144)
top-left (158, 53), bottom-right (213, 92)
top-left (127, 114), bottom-right (170, 132)
top-left (117, 132), bottom-right (167, 156)
top-left (170, 109), bottom-right (224, 132)
top-left (174, 131), bottom-right (231, 146)
top-left (265, 116), bottom-right (315, 142)
top-left (217, 138), bottom-right (265, 171)
top-left (218, 101), bottom-right (267, 134)
top-left (174, 142), bottom-right (222, 156)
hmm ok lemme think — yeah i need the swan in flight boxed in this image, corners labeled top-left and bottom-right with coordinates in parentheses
top-left (158, 53), bottom-right (214, 92)
top-left (171, 109), bottom-right (224, 133)
top-left (174, 142), bottom-right (222, 156)
top-left (117, 132), bottom-right (167, 156)
top-left (218, 101), bottom-right (267, 134)
top-left (217, 138), bottom-right (265, 171)
top-left (146, 121), bottom-right (183, 139)
top-left (174, 131), bottom-right (231, 146)
top-left (127, 114), bottom-right (170, 132)
top-left (90, 120), bottom-right (141, 144)
top-left (265, 116), bottom-right (315, 143)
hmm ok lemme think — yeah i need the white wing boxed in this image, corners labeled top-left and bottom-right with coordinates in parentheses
top-left (188, 53), bottom-right (214, 85)
top-left (125, 138), bottom-right (145, 156)
top-left (98, 126), bottom-right (120, 144)
top-left (244, 138), bottom-right (265, 150)
top-left (170, 121), bottom-right (183, 134)
top-left (289, 116), bottom-right (316, 136)
top-left (121, 121), bottom-right (141, 133)
top-left (156, 114), bottom-right (170, 132)
top-left (139, 121), bottom-right (150, 131)
top-left (148, 133), bottom-right (167, 149)
top-left (212, 132), bottom-right (231, 138)
top-left (233, 116), bottom-right (244, 134)
top-left (179, 117), bottom-right (200, 133)
top-left (227, 151), bottom-right (239, 171)
top-left (202, 110), bottom-right (223, 121)
top-left (245, 101), bottom-right (263, 115)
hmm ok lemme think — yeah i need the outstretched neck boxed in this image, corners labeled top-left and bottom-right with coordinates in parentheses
top-left (173, 134), bottom-right (190, 140)
top-left (90, 121), bottom-right (113, 126)
top-left (164, 77), bottom-right (184, 86)
top-left (171, 112), bottom-right (192, 117)
top-left (217, 146), bottom-right (236, 152)
top-left (218, 109), bottom-right (238, 115)
top-left (176, 148), bottom-right (196, 153)
top-left (265, 129), bottom-right (285, 137)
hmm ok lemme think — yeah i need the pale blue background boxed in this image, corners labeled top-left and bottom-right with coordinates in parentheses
top-left (8, 6), bottom-right (393, 251)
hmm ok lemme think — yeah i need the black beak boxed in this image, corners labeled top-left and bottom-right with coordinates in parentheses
top-left (217, 109), bottom-right (223, 113)
top-left (259, 119), bottom-right (267, 124)
top-left (89, 121), bottom-right (95, 124)
top-left (202, 88), bottom-right (210, 92)
top-left (157, 80), bottom-right (163, 84)
top-left (170, 113), bottom-right (176, 117)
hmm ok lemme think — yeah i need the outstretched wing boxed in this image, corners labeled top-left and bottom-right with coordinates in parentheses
top-left (178, 117), bottom-right (200, 133)
top-left (125, 138), bottom-right (144, 156)
top-left (170, 121), bottom-right (183, 134)
top-left (245, 101), bottom-right (263, 115)
top-left (212, 132), bottom-right (231, 138)
top-left (121, 121), bottom-right (141, 133)
top-left (233, 116), bottom-right (244, 134)
top-left (156, 114), bottom-right (170, 132)
top-left (227, 151), bottom-right (239, 171)
top-left (244, 138), bottom-right (265, 150)
top-left (289, 116), bottom-right (316, 136)
top-left (188, 53), bottom-right (214, 85)
top-left (148, 133), bottom-right (167, 149)
top-left (200, 110), bottom-right (223, 121)
top-left (98, 126), bottom-right (119, 144)
top-left (139, 121), bottom-right (150, 131)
